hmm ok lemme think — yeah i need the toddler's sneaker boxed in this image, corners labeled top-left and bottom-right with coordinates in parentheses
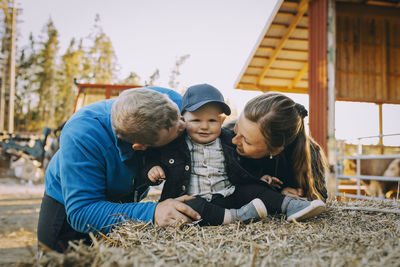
top-left (282, 196), bottom-right (325, 222)
top-left (231, 198), bottom-right (268, 223)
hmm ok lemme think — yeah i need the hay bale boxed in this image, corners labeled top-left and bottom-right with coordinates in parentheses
top-left (22, 200), bottom-right (400, 267)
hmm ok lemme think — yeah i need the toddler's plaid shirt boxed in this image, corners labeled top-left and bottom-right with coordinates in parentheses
top-left (186, 136), bottom-right (235, 202)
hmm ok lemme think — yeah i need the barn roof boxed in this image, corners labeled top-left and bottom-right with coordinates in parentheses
top-left (234, 0), bottom-right (309, 94)
top-left (234, 0), bottom-right (400, 98)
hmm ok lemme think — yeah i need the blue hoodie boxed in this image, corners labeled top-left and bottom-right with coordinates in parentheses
top-left (44, 87), bottom-right (182, 233)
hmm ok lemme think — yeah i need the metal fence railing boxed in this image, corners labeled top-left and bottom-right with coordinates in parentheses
top-left (335, 134), bottom-right (400, 201)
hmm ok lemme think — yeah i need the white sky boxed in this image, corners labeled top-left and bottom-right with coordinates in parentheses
top-left (16, 0), bottom-right (400, 145)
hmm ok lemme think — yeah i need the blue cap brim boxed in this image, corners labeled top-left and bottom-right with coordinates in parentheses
top-left (183, 100), bottom-right (231, 115)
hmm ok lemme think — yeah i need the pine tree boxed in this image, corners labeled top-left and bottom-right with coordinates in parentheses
top-left (146, 69), bottom-right (160, 86)
top-left (15, 33), bottom-right (40, 131)
top-left (120, 72), bottom-right (141, 85)
top-left (36, 18), bottom-right (59, 129)
top-left (86, 14), bottom-right (119, 83)
top-left (56, 38), bottom-right (85, 124)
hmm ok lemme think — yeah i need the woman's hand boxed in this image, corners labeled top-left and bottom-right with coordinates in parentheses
top-left (281, 187), bottom-right (304, 199)
top-left (260, 174), bottom-right (283, 189)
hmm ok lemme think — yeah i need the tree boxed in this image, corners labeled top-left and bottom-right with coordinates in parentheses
top-left (15, 33), bottom-right (40, 131)
top-left (120, 71), bottom-right (141, 85)
top-left (168, 54), bottom-right (190, 91)
top-left (146, 69), bottom-right (159, 86)
top-left (86, 14), bottom-right (119, 84)
top-left (56, 38), bottom-right (85, 124)
top-left (35, 18), bottom-right (59, 129)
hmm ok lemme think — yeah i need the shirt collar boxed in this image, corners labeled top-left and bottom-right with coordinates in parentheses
top-left (116, 137), bottom-right (137, 161)
top-left (186, 135), bottom-right (219, 147)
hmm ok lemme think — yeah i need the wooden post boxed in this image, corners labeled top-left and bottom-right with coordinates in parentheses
top-left (308, 0), bottom-right (328, 154)
top-left (327, 0), bottom-right (336, 166)
top-left (378, 103), bottom-right (383, 154)
top-left (0, 69), bottom-right (5, 132)
top-left (8, 3), bottom-right (16, 133)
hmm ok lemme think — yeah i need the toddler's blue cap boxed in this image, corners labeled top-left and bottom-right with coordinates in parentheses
top-left (181, 84), bottom-right (231, 115)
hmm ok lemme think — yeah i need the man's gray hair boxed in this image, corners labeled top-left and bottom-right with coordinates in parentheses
top-left (111, 88), bottom-right (179, 145)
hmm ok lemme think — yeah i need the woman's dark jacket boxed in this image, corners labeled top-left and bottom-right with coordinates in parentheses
top-left (237, 140), bottom-right (328, 200)
top-left (143, 128), bottom-right (263, 201)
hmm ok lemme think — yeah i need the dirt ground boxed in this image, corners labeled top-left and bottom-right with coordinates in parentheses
top-left (0, 176), bottom-right (163, 267)
top-left (0, 177), bottom-right (44, 266)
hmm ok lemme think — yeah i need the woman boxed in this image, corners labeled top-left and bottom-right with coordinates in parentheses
top-left (232, 92), bottom-right (328, 201)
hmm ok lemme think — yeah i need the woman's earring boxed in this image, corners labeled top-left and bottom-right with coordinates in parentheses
top-left (270, 155), bottom-right (273, 159)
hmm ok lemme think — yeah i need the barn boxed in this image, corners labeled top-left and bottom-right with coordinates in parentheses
top-left (234, 0), bottom-right (400, 199)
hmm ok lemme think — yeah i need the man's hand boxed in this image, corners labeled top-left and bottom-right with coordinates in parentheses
top-left (281, 187), bottom-right (304, 199)
top-left (148, 166), bottom-right (166, 183)
top-left (260, 174), bottom-right (283, 189)
top-left (154, 195), bottom-right (201, 227)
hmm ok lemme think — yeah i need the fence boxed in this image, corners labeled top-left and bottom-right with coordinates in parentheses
top-left (335, 133), bottom-right (400, 201)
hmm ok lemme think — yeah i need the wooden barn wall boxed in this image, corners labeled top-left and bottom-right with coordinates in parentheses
top-left (309, 0), bottom-right (328, 154)
top-left (336, 3), bottom-right (400, 104)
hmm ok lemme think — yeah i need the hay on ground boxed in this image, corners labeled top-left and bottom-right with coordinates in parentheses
top-left (21, 200), bottom-right (400, 267)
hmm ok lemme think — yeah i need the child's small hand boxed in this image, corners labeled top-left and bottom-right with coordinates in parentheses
top-left (260, 174), bottom-right (283, 189)
top-left (148, 166), bottom-right (166, 183)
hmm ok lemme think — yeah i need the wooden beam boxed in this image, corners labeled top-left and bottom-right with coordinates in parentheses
top-left (237, 83), bottom-right (308, 94)
top-left (260, 86), bottom-right (308, 94)
top-left (244, 74), bottom-right (306, 82)
top-left (290, 63), bottom-right (308, 88)
top-left (263, 36), bottom-right (308, 44)
top-left (282, 1), bottom-right (299, 8)
top-left (265, 76), bottom-right (305, 82)
top-left (366, 0), bottom-right (400, 7)
top-left (258, 46), bottom-right (308, 55)
top-left (257, 0), bottom-right (309, 85)
top-left (269, 67), bottom-right (304, 73)
top-left (276, 10), bottom-right (308, 18)
top-left (242, 74), bottom-right (259, 79)
top-left (276, 11), bottom-right (297, 17)
top-left (248, 66), bottom-right (307, 74)
top-left (253, 56), bottom-right (307, 64)
top-left (270, 23), bottom-right (308, 32)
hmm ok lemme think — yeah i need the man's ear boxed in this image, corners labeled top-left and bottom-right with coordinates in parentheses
top-left (132, 143), bottom-right (148, 151)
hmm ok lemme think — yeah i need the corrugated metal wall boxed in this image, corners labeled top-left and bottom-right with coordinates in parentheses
top-left (308, 0), bottom-right (328, 154)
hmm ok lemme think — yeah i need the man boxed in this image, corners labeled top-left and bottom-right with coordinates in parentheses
top-left (37, 87), bottom-right (200, 253)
